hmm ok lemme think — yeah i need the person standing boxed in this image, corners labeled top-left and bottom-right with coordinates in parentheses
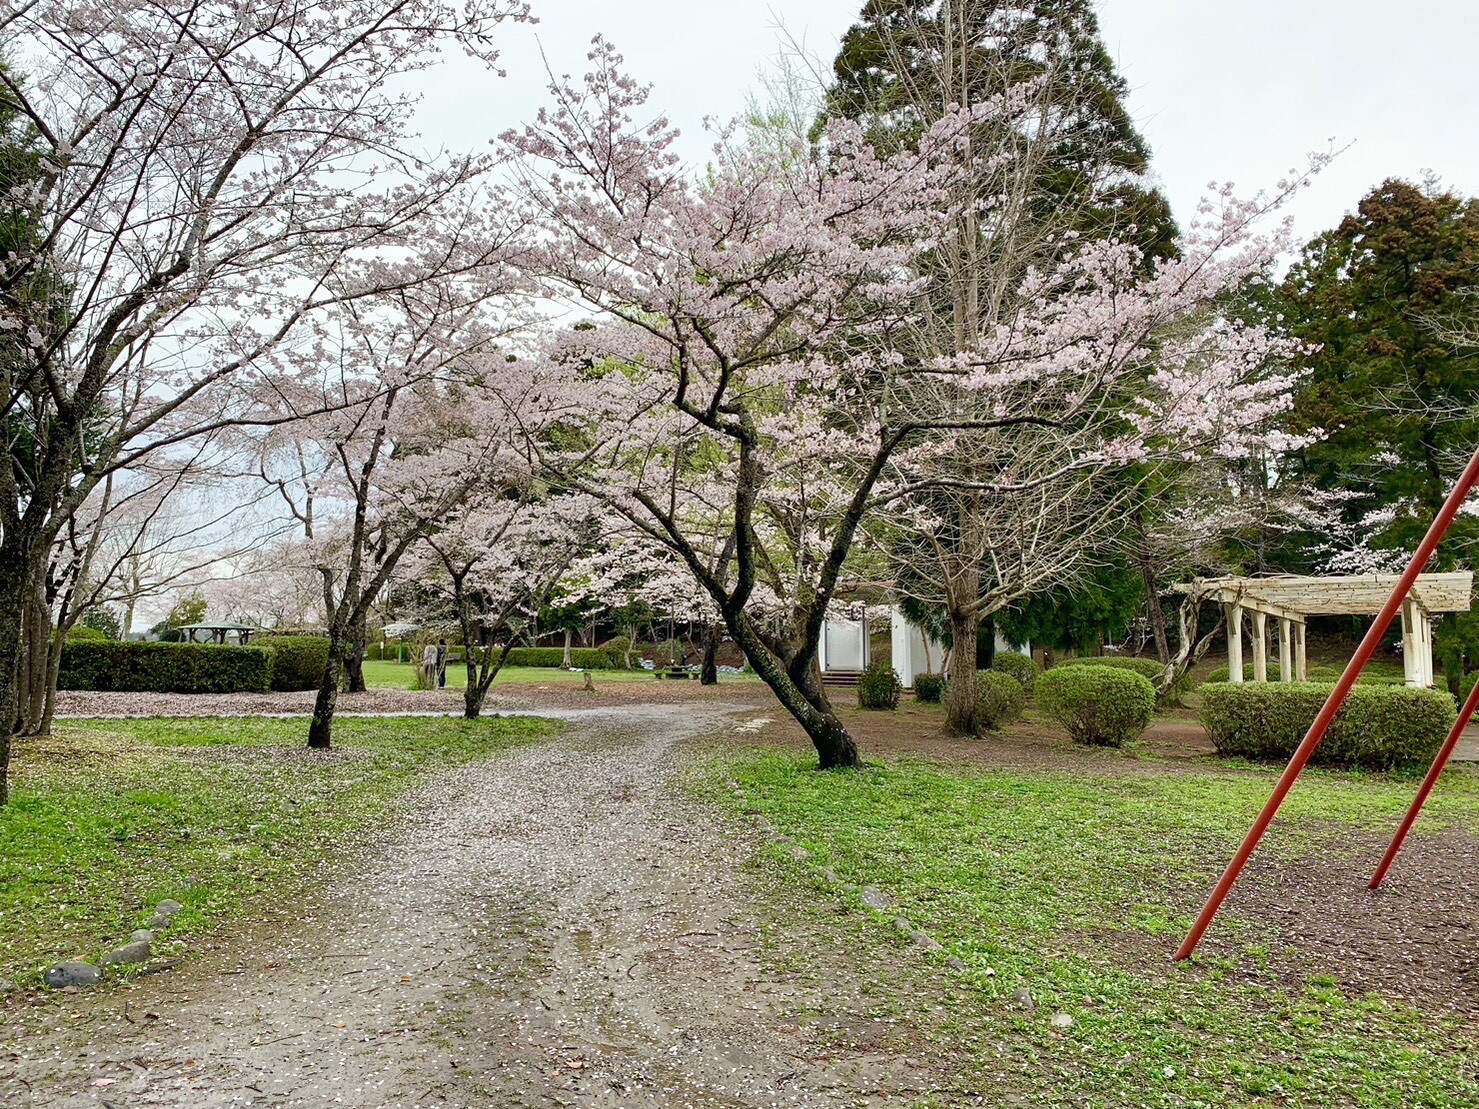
top-left (420, 642), bottom-right (438, 689)
top-left (436, 639), bottom-right (449, 688)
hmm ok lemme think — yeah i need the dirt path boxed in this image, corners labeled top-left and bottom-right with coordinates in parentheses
top-left (3, 705), bottom-right (940, 1108)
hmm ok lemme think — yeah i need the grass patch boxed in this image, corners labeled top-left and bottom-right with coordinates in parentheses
top-left (720, 749), bottom-right (1479, 1106)
top-left (0, 714), bottom-right (558, 989)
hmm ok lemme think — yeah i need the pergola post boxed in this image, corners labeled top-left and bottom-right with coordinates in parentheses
top-left (1295, 623), bottom-right (1307, 681)
top-left (1417, 610), bottom-right (1433, 687)
top-left (1278, 618), bottom-right (1293, 682)
top-left (1225, 603), bottom-right (1244, 682)
top-left (1401, 600), bottom-right (1420, 687)
top-left (1252, 611), bottom-right (1268, 682)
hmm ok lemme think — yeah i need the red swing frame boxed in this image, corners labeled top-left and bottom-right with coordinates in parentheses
top-left (1175, 444), bottom-right (1479, 961)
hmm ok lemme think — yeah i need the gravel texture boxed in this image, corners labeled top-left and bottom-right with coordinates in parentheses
top-left (2, 704), bottom-right (939, 1107)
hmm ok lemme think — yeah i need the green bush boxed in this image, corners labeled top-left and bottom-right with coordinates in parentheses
top-left (58, 641), bottom-right (273, 694)
top-left (1458, 670), bottom-right (1478, 704)
top-left (1205, 662), bottom-right (1406, 686)
top-left (501, 646), bottom-right (624, 669)
top-left (1198, 682), bottom-right (1456, 771)
top-left (651, 638), bottom-right (686, 667)
top-left (65, 625), bottom-right (107, 643)
top-left (857, 660), bottom-right (902, 710)
top-left (598, 635), bottom-right (633, 668)
top-left (1036, 665), bottom-right (1156, 748)
top-left (913, 673), bottom-right (946, 703)
top-left (974, 669), bottom-right (1025, 732)
top-left (1057, 656), bottom-right (1188, 704)
top-left (990, 651), bottom-right (1040, 695)
top-left (254, 634), bottom-right (330, 692)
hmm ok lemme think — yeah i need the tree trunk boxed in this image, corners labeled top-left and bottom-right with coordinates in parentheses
top-left (562, 627), bottom-right (573, 668)
top-left (730, 615), bottom-right (859, 769)
top-left (945, 608), bottom-right (981, 735)
top-left (19, 583), bottom-right (50, 735)
top-left (344, 611), bottom-right (368, 693)
top-left (307, 630), bottom-right (348, 749)
top-left (0, 554), bottom-right (30, 805)
top-left (700, 623), bottom-right (720, 685)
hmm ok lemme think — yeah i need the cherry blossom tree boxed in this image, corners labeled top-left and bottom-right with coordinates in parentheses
top-left (0, 0), bottom-right (532, 801)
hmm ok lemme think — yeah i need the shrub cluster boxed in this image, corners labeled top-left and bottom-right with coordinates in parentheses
top-left (973, 669), bottom-right (1025, 732)
top-left (598, 635), bottom-right (633, 667)
top-left (857, 660), bottom-right (902, 710)
top-left (1197, 682), bottom-right (1456, 771)
top-left (64, 625), bottom-right (108, 643)
top-left (913, 673), bottom-right (946, 703)
top-left (1036, 665), bottom-right (1156, 747)
top-left (253, 634), bottom-right (330, 692)
top-left (990, 651), bottom-right (1039, 695)
top-left (59, 640), bottom-right (273, 694)
top-left (501, 646), bottom-right (629, 669)
top-left (1204, 662), bottom-right (1405, 686)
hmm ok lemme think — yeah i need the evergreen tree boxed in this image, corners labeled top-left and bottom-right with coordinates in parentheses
top-left (1278, 177), bottom-right (1479, 679)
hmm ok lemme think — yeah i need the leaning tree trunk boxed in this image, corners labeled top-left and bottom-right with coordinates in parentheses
top-left (700, 623), bottom-right (721, 685)
top-left (729, 615), bottom-right (859, 769)
top-left (0, 555), bottom-right (31, 805)
top-left (945, 608), bottom-right (982, 736)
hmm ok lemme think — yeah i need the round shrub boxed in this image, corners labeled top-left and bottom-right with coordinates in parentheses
top-left (1058, 656), bottom-right (1188, 705)
top-left (599, 635), bottom-right (633, 668)
top-left (1198, 682), bottom-right (1456, 771)
top-left (65, 624), bottom-right (107, 643)
top-left (974, 669), bottom-right (1025, 732)
top-left (1036, 665), bottom-right (1156, 748)
top-left (913, 673), bottom-right (946, 703)
top-left (857, 660), bottom-right (902, 710)
top-left (990, 651), bottom-right (1039, 695)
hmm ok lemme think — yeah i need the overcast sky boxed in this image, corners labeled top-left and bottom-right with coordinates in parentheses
top-left (418, 0), bottom-right (1479, 250)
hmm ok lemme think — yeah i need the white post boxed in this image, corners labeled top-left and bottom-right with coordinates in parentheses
top-left (1417, 610), bottom-right (1433, 688)
top-left (1226, 604), bottom-right (1244, 683)
top-left (1295, 622), bottom-right (1307, 681)
top-left (1278, 618), bottom-right (1293, 682)
top-left (1252, 611), bottom-right (1268, 682)
top-left (818, 618), bottom-right (828, 674)
top-left (1401, 601), bottom-right (1419, 687)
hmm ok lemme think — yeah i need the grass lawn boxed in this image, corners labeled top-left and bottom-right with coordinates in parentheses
top-left (720, 746), bottom-right (1479, 1107)
top-left (0, 714), bottom-right (558, 991)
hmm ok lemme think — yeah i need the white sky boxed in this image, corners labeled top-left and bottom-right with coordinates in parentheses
top-left (417, 0), bottom-right (1479, 249)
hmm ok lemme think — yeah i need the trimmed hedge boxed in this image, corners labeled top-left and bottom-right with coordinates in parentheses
top-left (254, 634), bottom-right (331, 692)
top-left (857, 660), bottom-right (902, 710)
top-left (1037, 665), bottom-right (1156, 748)
top-left (1198, 682), bottom-right (1456, 771)
top-left (914, 673), bottom-right (946, 703)
top-left (974, 669), bottom-right (1025, 733)
top-left (990, 651), bottom-right (1040, 695)
top-left (65, 625), bottom-right (108, 643)
top-left (1204, 663), bottom-right (1406, 686)
top-left (59, 640), bottom-right (273, 694)
top-left (500, 646), bottom-right (627, 670)
top-left (1057, 656), bottom-right (1189, 704)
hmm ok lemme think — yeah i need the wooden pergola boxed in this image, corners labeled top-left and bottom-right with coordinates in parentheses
top-left (1176, 572), bottom-right (1474, 687)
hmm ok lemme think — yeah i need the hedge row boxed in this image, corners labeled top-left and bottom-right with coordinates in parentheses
top-left (499, 646), bottom-right (632, 670)
top-left (1203, 663), bottom-right (1406, 686)
top-left (252, 634), bottom-right (331, 692)
top-left (58, 641), bottom-right (275, 694)
top-left (1197, 682), bottom-right (1456, 771)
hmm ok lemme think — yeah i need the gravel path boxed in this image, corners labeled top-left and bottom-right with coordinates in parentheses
top-left (3, 704), bottom-right (937, 1107)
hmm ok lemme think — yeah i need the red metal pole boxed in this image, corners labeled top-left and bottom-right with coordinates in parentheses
top-left (1368, 673), bottom-right (1479, 888)
top-left (1174, 443), bottom-right (1479, 961)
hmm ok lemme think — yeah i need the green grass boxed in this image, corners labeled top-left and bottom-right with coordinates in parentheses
top-left (720, 749), bottom-right (1479, 1107)
top-left (0, 714), bottom-right (559, 990)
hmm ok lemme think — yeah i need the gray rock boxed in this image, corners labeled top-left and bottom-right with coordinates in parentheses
top-left (44, 962), bottom-right (100, 989)
top-left (1049, 1012), bottom-right (1074, 1029)
top-left (821, 866), bottom-right (840, 884)
top-left (892, 916), bottom-right (913, 934)
top-left (860, 886), bottom-right (890, 910)
top-left (945, 956), bottom-right (967, 970)
top-left (154, 899), bottom-right (183, 917)
top-left (130, 929), bottom-right (154, 944)
top-left (100, 941), bottom-right (151, 967)
top-left (911, 931), bottom-right (942, 952)
top-left (1011, 986), bottom-right (1035, 1010)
